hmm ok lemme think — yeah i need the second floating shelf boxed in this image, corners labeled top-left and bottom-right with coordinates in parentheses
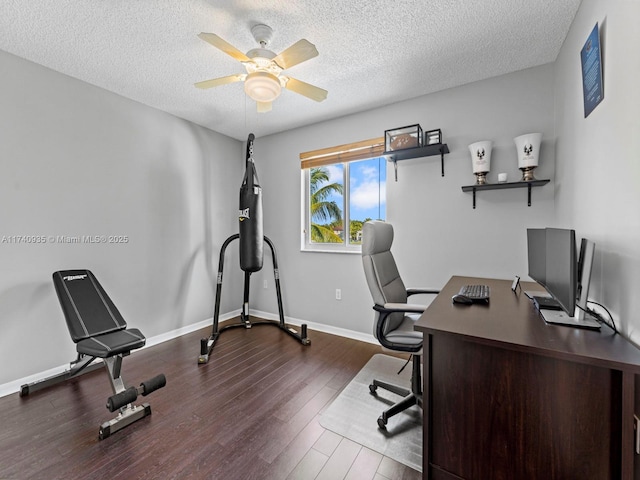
top-left (461, 179), bottom-right (550, 209)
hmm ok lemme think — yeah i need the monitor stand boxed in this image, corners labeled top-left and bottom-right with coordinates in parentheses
top-left (540, 309), bottom-right (601, 330)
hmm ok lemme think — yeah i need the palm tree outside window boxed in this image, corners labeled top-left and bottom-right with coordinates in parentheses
top-left (309, 166), bottom-right (344, 243)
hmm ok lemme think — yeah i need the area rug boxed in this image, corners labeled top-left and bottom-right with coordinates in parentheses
top-left (319, 354), bottom-right (422, 472)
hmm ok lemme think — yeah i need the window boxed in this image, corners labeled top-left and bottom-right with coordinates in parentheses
top-left (300, 138), bottom-right (387, 252)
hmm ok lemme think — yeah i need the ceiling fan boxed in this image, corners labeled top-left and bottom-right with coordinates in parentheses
top-left (195, 24), bottom-right (328, 112)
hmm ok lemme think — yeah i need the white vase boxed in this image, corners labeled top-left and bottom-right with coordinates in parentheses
top-left (514, 133), bottom-right (542, 180)
top-left (468, 140), bottom-right (492, 184)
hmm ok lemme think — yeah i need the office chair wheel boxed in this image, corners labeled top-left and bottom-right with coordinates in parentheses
top-left (369, 384), bottom-right (377, 395)
top-left (377, 416), bottom-right (387, 429)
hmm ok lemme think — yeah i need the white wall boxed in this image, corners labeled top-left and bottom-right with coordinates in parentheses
top-left (554, 0), bottom-right (640, 341)
top-left (0, 50), bottom-right (243, 387)
top-left (250, 65), bottom-right (557, 337)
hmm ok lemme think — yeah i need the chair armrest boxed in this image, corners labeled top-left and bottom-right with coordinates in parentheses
top-left (407, 288), bottom-right (440, 296)
top-left (377, 303), bottom-right (427, 314)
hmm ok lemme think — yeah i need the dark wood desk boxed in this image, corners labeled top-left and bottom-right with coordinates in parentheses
top-left (415, 276), bottom-right (640, 480)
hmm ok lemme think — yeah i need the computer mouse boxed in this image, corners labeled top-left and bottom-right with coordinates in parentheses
top-left (452, 294), bottom-right (473, 305)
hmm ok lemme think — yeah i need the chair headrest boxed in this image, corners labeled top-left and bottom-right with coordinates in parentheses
top-left (362, 220), bottom-right (394, 255)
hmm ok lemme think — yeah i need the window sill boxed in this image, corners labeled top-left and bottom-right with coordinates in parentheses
top-left (300, 247), bottom-right (361, 255)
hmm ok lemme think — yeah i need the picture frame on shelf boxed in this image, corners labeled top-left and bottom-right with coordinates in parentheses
top-left (425, 128), bottom-right (442, 145)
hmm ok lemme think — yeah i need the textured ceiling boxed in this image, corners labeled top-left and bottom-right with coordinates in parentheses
top-left (0, 0), bottom-right (581, 141)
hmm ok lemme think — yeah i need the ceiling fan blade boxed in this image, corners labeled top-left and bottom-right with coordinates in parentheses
top-left (198, 33), bottom-right (251, 62)
top-left (194, 74), bottom-right (245, 89)
top-left (257, 101), bottom-right (272, 113)
top-left (272, 39), bottom-right (319, 70)
top-left (285, 77), bottom-right (328, 102)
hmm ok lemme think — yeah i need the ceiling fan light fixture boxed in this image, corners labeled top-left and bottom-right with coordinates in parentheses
top-left (244, 71), bottom-right (282, 102)
top-left (196, 27), bottom-right (326, 107)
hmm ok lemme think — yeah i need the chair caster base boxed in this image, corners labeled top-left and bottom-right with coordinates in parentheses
top-left (377, 415), bottom-right (387, 430)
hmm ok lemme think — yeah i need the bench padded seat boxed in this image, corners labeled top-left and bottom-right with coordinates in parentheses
top-left (76, 328), bottom-right (145, 357)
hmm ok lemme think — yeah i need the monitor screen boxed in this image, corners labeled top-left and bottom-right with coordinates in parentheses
top-left (576, 238), bottom-right (595, 320)
top-left (543, 228), bottom-right (577, 315)
top-left (527, 227), bottom-right (577, 316)
top-left (527, 228), bottom-right (546, 285)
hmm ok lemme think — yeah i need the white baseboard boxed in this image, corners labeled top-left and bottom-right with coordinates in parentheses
top-left (0, 310), bottom-right (375, 399)
top-left (247, 309), bottom-right (377, 345)
top-left (142, 310), bottom-right (240, 349)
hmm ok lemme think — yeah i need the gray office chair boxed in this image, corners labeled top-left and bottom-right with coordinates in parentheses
top-left (361, 220), bottom-right (440, 429)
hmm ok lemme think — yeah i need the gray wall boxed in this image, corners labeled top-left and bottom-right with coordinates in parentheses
top-left (0, 50), bottom-right (243, 387)
top-left (554, 0), bottom-right (640, 341)
top-left (3, 0), bottom-right (638, 392)
top-left (250, 64), bottom-right (557, 338)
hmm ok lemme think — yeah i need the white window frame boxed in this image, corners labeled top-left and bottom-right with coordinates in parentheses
top-left (301, 163), bottom-right (353, 253)
top-left (301, 155), bottom-right (386, 254)
top-left (300, 137), bottom-right (386, 254)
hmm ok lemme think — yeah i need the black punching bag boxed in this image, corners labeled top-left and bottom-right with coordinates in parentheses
top-left (239, 134), bottom-right (264, 272)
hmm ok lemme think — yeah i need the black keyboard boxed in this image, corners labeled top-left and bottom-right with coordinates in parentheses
top-left (458, 284), bottom-right (490, 302)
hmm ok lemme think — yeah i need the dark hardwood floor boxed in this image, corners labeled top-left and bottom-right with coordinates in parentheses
top-left (0, 320), bottom-right (421, 479)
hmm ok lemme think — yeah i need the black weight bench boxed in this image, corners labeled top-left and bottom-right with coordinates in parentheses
top-left (20, 269), bottom-right (166, 440)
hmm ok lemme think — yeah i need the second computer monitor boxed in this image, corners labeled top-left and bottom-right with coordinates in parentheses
top-left (576, 238), bottom-right (595, 320)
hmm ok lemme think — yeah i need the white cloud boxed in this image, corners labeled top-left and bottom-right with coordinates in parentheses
top-left (325, 164), bottom-right (343, 184)
top-left (350, 161), bottom-right (386, 210)
top-left (351, 180), bottom-right (386, 209)
top-left (359, 165), bottom-right (379, 180)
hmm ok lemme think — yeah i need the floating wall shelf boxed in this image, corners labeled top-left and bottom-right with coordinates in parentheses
top-left (461, 179), bottom-right (550, 209)
top-left (384, 144), bottom-right (450, 181)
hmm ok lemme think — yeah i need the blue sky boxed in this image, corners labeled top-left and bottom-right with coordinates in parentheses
top-left (323, 157), bottom-right (386, 222)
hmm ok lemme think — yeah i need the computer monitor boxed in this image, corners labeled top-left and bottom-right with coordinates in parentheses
top-left (526, 228), bottom-right (547, 286)
top-left (576, 238), bottom-right (595, 321)
top-left (544, 228), bottom-right (576, 315)
top-left (526, 227), bottom-right (599, 329)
